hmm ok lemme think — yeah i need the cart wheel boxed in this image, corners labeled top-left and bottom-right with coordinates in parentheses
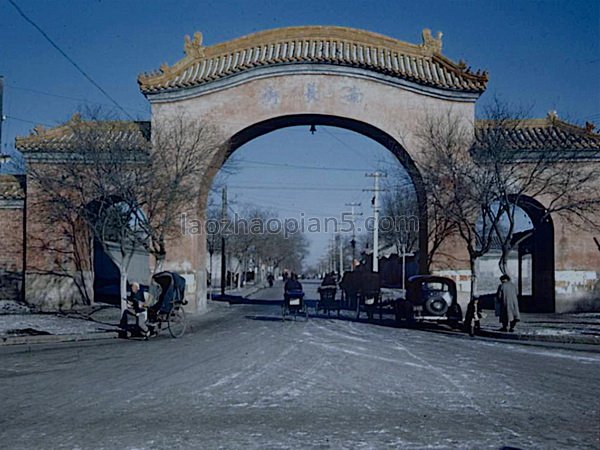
top-left (168, 306), bottom-right (187, 338)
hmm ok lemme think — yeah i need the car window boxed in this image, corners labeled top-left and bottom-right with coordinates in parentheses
top-left (422, 282), bottom-right (449, 292)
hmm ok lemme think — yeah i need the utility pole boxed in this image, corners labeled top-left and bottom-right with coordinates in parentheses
top-left (400, 242), bottom-right (414, 291)
top-left (365, 172), bottom-right (387, 273)
top-left (345, 202), bottom-right (362, 270)
top-left (338, 233), bottom-right (343, 276)
top-left (0, 76), bottom-right (8, 168)
top-left (220, 187), bottom-right (227, 296)
top-left (330, 234), bottom-right (335, 273)
top-left (0, 76), bottom-right (4, 153)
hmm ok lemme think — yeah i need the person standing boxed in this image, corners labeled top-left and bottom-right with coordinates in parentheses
top-left (496, 275), bottom-right (520, 332)
top-left (464, 296), bottom-right (483, 337)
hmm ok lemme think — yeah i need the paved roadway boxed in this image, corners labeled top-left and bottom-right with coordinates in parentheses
top-left (1, 280), bottom-right (599, 449)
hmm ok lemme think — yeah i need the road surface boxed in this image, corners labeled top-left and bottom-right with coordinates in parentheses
top-left (1, 280), bottom-right (598, 449)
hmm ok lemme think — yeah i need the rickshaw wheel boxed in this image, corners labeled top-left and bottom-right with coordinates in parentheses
top-left (168, 306), bottom-right (187, 338)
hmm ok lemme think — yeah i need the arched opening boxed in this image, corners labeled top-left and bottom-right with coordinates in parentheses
top-left (220, 114), bottom-right (428, 276)
top-left (477, 196), bottom-right (555, 313)
top-left (88, 198), bottom-right (150, 305)
top-left (513, 196), bottom-right (555, 313)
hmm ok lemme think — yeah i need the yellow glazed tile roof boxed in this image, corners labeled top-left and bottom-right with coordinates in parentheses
top-left (138, 26), bottom-right (488, 94)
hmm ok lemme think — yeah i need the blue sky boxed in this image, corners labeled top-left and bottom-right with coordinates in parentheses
top-left (1, 0), bottom-right (599, 265)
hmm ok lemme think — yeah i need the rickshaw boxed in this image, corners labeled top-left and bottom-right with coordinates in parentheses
top-left (282, 288), bottom-right (308, 321)
top-left (146, 271), bottom-right (188, 338)
top-left (355, 272), bottom-right (381, 321)
top-left (356, 289), bottom-right (381, 320)
top-left (315, 285), bottom-right (340, 318)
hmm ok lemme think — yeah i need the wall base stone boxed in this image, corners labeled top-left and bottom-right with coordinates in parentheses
top-left (25, 271), bottom-right (93, 311)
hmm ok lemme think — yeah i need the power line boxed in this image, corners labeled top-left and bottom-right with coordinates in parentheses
top-left (321, 126), bottom-right (373, 165)
top-left (227, 184), bottom-right (366, 192)
top-left (238, 159), bottom-right (368, 172)
top-left (8, 0), bottom-right (134, 120)
top-left (6, 84), bottom-right (149, 115)
top-left (5, 114), bottom-right (55, 128)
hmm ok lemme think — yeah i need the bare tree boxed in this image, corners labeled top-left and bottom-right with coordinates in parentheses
top-left (138, 113), bottom-right (229, 272)
top-left (415, 110), bottom-right (502, 297)
top-left (207, 205), bottom-right (309, 287)
top-left (381, 171), bottom-right (456, 271)
top-left (27, 110), bottom-right (229, 310)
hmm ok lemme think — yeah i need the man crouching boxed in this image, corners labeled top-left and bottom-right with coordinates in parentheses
top-left (118, 282), bottom-right (150, 339)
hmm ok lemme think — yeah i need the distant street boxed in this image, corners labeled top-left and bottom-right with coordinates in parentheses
top-left (1, 281), bottom-right (599, 449)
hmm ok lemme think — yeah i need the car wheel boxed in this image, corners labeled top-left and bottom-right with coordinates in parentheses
top-left (425, 296), bottom-right (449, 316)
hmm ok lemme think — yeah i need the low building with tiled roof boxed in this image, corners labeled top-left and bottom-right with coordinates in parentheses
top-left (15, 113), bottom-right (150, 159)
top-left (475, 112), bottom-right (600, 159)
top-left (0, 175), bottom-right (25, 202)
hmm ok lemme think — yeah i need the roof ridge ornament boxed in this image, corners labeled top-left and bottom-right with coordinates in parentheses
top-left (547, 110), bottom-right (558, 124)
top-left (184, 31), bottom-right (205, 59)
top-left (585, 122), bottom-right (596, 134)
top-left (421, 28), bottom-right (442, 54)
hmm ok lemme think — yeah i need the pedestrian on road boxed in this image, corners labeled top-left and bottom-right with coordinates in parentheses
top-left (464, 296), bottom-right (483, 336)
top-left (496, 275), bottom-right (520, 332)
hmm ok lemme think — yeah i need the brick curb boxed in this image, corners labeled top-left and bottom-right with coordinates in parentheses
top-left (477, 329), bottom-right (600, 345)
top-left (0, 331), bottom-right (118, 347)
top-left (414, 324), bottom-right (600, 346)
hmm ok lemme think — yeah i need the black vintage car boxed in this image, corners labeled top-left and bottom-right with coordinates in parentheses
top-left (395, 275), bottom-right (462, 327)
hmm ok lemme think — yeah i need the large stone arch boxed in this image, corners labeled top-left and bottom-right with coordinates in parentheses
top-left (140, 26), bottom-right (488, 312)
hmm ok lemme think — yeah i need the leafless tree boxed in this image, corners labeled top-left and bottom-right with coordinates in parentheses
top-left (381, 171), bottom-right (456, 271)
top-left (415, 109), bottom-right (507, 297)
top-left (206, 205), bottom-right (309, 286)
top-left (28, 110), bottom-right (229, 310)
top-left (139, 113), bottom-right (229, 272)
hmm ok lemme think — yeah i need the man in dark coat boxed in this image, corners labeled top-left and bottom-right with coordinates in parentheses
top-left (496, 275), bottom-right (521, 332)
